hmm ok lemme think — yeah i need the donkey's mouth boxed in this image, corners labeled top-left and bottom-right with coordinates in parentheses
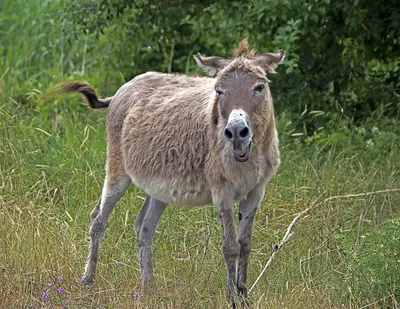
top-left (232, 143), bottom-right (251, 162)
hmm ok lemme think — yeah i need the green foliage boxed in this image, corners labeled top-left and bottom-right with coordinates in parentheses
top-left (56, 0), bottom-right (132, 38)
top-left (2, 0), bottom-right (399, 132)
top-left (52, 0), bottom-right (399, 133)
top-left (336, 219), bottom-right (400, 305)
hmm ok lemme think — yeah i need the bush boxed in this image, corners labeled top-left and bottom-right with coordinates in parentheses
top-left (53, 0), bottom-right (400, 133)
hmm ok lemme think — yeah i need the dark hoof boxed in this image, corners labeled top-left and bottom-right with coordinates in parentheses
top-left (232, 285), bottom-right (249, 308)
top-left (230, 298), bottom-right (250, 309)
top-left (80, 276), bottom-right (95, 288)
top-left (237, 285), bottom-right (248, 298)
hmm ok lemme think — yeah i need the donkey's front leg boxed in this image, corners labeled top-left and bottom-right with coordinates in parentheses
top-left (214, 192), bottom-right (240, 306)
top-left (237, 184), bottom-right (266, 300)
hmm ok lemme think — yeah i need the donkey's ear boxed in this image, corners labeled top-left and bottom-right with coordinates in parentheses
top-left (251, 50), bottom-right (285, 74)
top-left (194, 53), bottom-right (231, 77)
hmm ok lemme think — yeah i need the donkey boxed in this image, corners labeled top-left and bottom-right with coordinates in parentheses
top-left (57, 40), bottom-right (284, 306)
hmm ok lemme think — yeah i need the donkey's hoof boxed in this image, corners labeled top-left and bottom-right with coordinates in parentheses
top-left (231, 299), bottom-right (250, 309)
top-left (237, 285), bottom-right (248, 298)
top-left (230, 287), bottom-right (250, 308)
top-left (230, 296), bottom-right (250, 308)
top-left (80, 275), bottom-right (95, 287)
top-left (141, 272), bottom-right (154, 287)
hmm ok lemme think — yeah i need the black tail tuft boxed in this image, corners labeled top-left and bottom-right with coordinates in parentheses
top-left (53, 81), bottom-right (111, 109)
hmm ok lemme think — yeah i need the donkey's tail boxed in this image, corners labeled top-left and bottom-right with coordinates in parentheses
top-left (53, 81), bottom-right (112, 109)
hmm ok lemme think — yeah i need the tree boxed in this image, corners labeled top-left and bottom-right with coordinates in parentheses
top-left (56, 0), bottom-right (400, 132)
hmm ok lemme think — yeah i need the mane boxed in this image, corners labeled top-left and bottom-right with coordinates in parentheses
top-left (220, 39), bottom-right (266, 79)
top-left (233, 39), bottom-right (256, 58)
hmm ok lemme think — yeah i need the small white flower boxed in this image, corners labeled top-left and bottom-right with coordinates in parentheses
top-left (371, 126), bottom-right (380, 135)
top-left (357, 127), bottom-right (366, 135)
top-left (366, 139), bottom-right (374, 148)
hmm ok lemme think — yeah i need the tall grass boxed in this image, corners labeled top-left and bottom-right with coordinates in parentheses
top-left (0, 0), bottom-right (117, 98)
top-left (1, 1), bottom-right (399, 308)
top-left (1, 101), bottom-right (399, 308)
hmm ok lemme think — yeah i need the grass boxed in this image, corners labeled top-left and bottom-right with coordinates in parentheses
top-left (1, 99), bottom-right (399, 308)
top-left (1, 1), bottom-right (400, 308)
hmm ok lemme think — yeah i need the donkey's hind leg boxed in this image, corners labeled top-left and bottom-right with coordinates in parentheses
top-left (134, 195), bottom-right (167, 284)
top-left (133, 195), bottom-right (152, 237)
top-left (82, 174), bottom-right (131, 285)
top-left (90, 197), bottom-right (102, 221)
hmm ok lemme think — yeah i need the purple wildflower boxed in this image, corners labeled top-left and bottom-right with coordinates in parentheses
top-left (57, 275), bottom-right (62, 282)
top-left (119, 261), bottom-right (124, 265)
top-left (57, 286), bottom-right (64, 293)
top-left (42, 290), bottom-right (50, 302)
top-left (135, 292), bottom-right (141, 300)
top-left (46, 283), bottom-right (53, 287)
top-left (80, 276), bottom-right (86, 283)
top-left (29, 304), bottom-right (35, 308)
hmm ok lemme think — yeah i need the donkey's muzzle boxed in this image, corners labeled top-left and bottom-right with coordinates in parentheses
top-left (224, 121), bottom-right (251, 150)
top-left (224, 119), bottom-right (252, 162)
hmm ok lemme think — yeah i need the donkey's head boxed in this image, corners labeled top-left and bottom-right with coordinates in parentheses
top-left (194, 40), bottom-right (285, 162)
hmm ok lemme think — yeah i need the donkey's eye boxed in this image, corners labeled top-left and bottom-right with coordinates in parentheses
top-left (216, 88), bottom-right (225, 96)
top-left (253, 84), bottom-right (265, 94)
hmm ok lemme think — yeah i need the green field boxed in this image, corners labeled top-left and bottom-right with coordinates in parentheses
top-left (1, 1), bottom-right (399, 308)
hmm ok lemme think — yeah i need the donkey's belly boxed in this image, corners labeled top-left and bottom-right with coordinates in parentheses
top-left (128, 174), bottom-right (213, 206)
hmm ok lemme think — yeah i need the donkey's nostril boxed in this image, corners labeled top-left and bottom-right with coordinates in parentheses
top-left (224, 128), bottom-right (233, 140)
top-left (239, 127), bottom-right (249, 139)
